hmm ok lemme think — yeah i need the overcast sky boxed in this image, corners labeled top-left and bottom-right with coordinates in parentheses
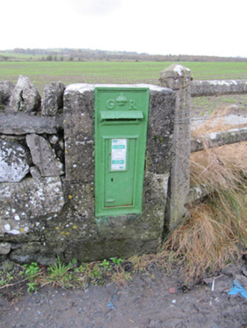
top-left (1, 0), bottom-right (246, 57)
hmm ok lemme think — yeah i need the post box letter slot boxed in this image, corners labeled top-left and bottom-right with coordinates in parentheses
top-left (100, 111), bottom-right (144, 121)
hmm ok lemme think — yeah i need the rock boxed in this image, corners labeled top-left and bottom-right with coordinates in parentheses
top-left (0, 81), bottom-right (14, 106)
top-left (26, 134), bottom-right (64, 176)
top-left (49, 135), bottom-right (59, 145)
top-left (0, 255), bottom-right (7, 262)
top-left (2, 260), bottom-right (14, 272)
top-left (0, 242), bottom-right (12, 255)
top-left (0, 139), bottom-right (30, 182)
top-left (9, 242), bottom-right (56, 265)
top-left (169, 287), bottom-right (176, 294)
top-left (30, 166), bottom-right (41, 179)
top-left (0, 176), bottom-right (65, 220)
top-left (0, 218), bottom-right (31, 238)
top-left (59, 140), bottom-right (64, 150)
top-left (9, 75), bottom-right (41, 112)
top-left (0, 112), bottom-right (63, 135)
top-left (41, 82), bottom-right (65, 116)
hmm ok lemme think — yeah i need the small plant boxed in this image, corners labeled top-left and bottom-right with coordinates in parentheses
top-left (27, 282), bottom-right (39, 294)
top-left (24, 262), bottom-right (41, 277)
top-left (23, 262), bottom-right (41, 293)
top-left (0, 279), bottom-right (7, 286)
top-left (99, 259), bottom-right (110, 271)
top-left (47, 256), bottom-right (77, 288)
top-left (90, 265), bottom-right (103, 280)
top-left (6, 272), bottom-right (14, 282)
top-left (110, 257), bottom-right (124, 266)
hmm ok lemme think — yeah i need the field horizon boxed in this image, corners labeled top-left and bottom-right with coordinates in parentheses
top-left (0, 61), bottom-right (247, 94)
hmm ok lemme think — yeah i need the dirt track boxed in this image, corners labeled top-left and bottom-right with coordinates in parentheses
top-left (1, 262), bottom-right (247, 328)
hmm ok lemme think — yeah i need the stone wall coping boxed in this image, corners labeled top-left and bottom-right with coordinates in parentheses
top-left (191, 79), bottom-right (247, 97)
top-left (160, 63), bottom-right (191, 78)
top-left (193, 79), bottom-right (247, 86)
top-left (190, 127), bottom-right (247, 152)
top-left (64, 83), bottom-right (173, 94)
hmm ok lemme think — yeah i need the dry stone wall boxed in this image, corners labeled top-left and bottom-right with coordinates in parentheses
top-left (0, 77), bottom-right (175, 264)
top-left (3, 67), bottom-right (246, 265)
top-left (191, 79), bottom-right (247, 97)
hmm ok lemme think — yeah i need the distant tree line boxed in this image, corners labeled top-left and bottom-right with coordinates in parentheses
top-left (0, 48), bottom-right (246, 62)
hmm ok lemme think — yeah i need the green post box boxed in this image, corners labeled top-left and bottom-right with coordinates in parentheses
top-left (95, 87), bottom-right (149, 216)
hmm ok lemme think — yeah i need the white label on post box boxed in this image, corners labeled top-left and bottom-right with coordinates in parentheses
top-left (111, 139), bottom-right (127, 171)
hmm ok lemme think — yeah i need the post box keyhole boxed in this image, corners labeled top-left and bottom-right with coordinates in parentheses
top-left (111, 178), bottom-right (113, 182)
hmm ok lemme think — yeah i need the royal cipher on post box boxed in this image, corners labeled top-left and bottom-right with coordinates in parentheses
top-left (95, 87), bottom-right (149, 216)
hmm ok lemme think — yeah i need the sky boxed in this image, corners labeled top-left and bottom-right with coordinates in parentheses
top-left (1, 0), bottom-right (246, 58)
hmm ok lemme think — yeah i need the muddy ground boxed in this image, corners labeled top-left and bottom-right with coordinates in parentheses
top-left (1, 260), bottom-right (247, 328)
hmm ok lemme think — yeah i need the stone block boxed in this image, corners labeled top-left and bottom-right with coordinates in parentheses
top-left (0, 139), bottom-right (30, 182)
top-left (0, 81), bottom-right (14, 106)
top-left (147, 89), bottom-right (175, 174)
top-left (9, 75), bottom-right (41, 112)
top-left (159, 63), bottom-right (191, 90)
top-left (64, 86), bottom-right (94, 182)
top-left (0, 112), bottom-right (63, 135)
top-left (0, 176), bottom-right (64, 220)
top-left (9, 242), bottom-right (56, 265)
top-left (160, 64), bottom-right (191, 231)
top-left (41, 82), bottom-right (65, 116)
top-left (0, 242), bottom-right (12, 255)
top-left (26, 134), bottom-right (64, 177)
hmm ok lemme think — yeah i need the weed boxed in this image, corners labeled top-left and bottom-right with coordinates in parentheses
top-left (6, 273), bottom-right (14, 282)
top-left (110, 257), bottom-right (124, 265)
top-left (27, 282), bottom-right (39, 294)
top-left (47, 256), bottom-right (76, 288)
top-left (111, 268), bottom-right (132, 286)
top-left (222, 97), bottom-right (235, 103)
top-left (22, 262), bottom-right (42, 293)
top-left (0, 279), bottom-right (7, 286)
top-left (89, 266), bottom-right (103, 281)
top-left (24, 262), bottom-right (41, 278)
top-left (99, 259), bottom-right (110, 271)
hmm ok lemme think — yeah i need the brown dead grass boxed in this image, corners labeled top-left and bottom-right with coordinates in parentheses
top-left (158, 109), bottom-right (247, 282)
top-left (191, 106), bottom-right (247, 136)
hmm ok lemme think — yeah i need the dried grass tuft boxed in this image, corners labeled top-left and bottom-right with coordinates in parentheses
top-left (159, 110), bottom-right (247, 282)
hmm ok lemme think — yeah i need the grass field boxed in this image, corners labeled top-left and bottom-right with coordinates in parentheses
top-left (0, 61), bottom-right (247, 94)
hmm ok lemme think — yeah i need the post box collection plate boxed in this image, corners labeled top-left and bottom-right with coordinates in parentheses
top-left (95, 87), bottom-right (149, 216)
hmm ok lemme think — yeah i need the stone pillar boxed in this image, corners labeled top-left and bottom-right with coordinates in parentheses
top-left (159, 63), bottom-right (191, 231)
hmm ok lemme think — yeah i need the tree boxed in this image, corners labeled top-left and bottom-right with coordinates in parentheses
top-left (1, 56), bottom-right (9, 61)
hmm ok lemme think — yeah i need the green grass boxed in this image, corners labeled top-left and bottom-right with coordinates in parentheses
top-left (0, 61), bottom-right (247, 94)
